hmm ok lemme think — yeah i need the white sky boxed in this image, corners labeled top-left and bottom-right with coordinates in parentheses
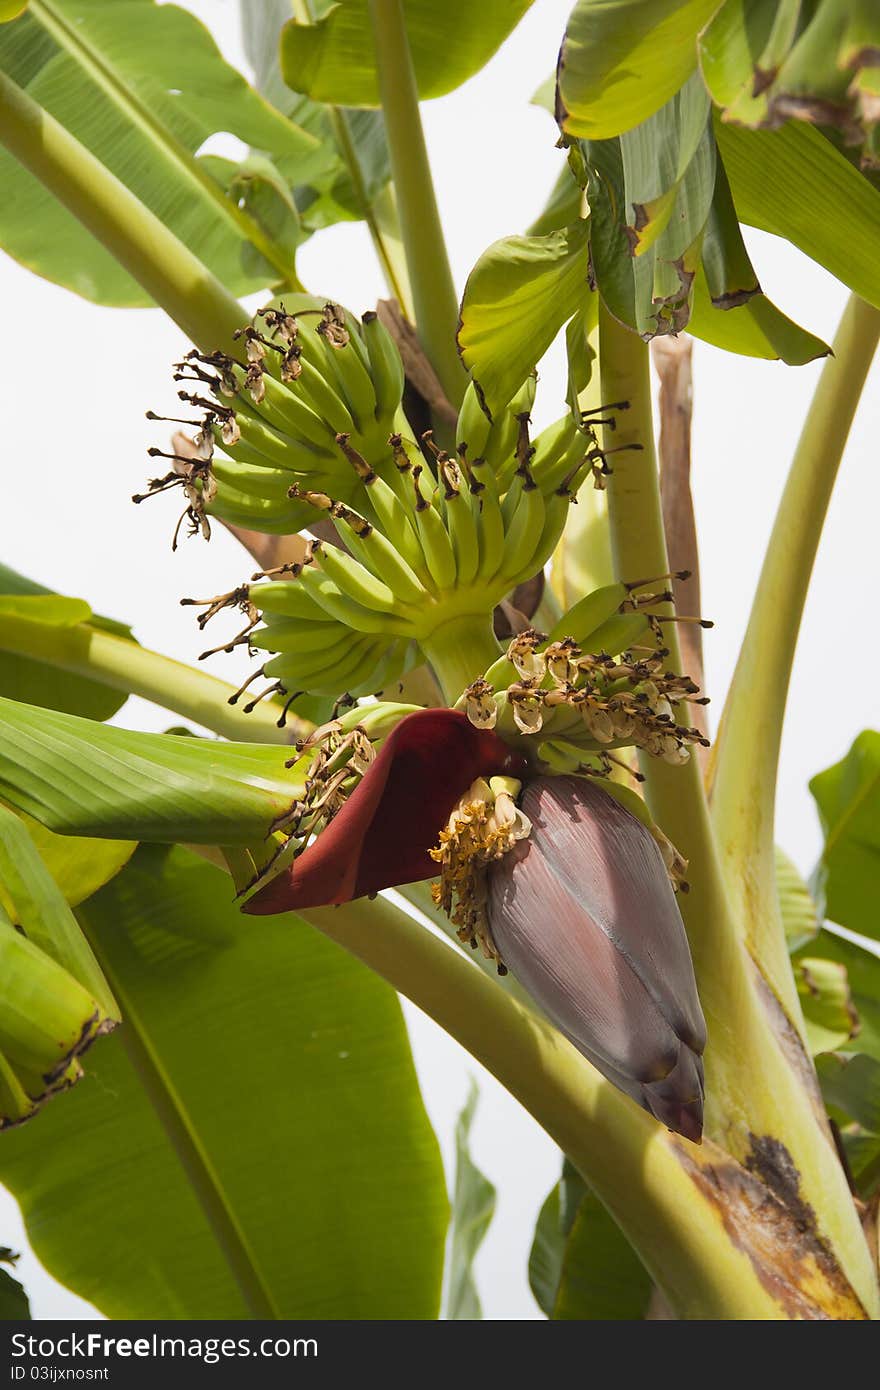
top-left (1, 0), bottom-right (878, 1323)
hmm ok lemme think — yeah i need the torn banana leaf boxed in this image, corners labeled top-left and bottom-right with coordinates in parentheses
top-left (581, 75), bottom-right (716, 339)
top-left (700, 0), bottom-right (880, 169)
top-left (687, 157), bottom-right (829, 363)
top-left (581, 77), bottom-right (827, 356)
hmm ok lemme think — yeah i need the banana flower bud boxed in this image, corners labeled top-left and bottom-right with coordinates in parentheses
top-left (488, 776), bottom-right (706, 1141)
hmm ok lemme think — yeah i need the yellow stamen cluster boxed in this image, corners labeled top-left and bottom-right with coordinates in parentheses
top-left (430, 777), bottom-right (531, 973)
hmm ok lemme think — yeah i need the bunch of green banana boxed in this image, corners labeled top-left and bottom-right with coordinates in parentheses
top-left (455, 578), bottom-right (711, 774)
top-left (190, 375), bottom-right (612, 705)
top-left (0, 806), bottom-right (119, 1127)
top-left (136, 294), bottom-right (411, 539)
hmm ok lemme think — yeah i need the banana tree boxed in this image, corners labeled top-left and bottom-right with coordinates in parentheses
top-left (0, 0), bottom-right (879, 1321)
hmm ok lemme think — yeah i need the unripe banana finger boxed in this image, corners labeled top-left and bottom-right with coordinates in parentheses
top-left (354, 468), bottom-right (427, 582)
top-left (468, 455), bottom-right (506, 583)
top-left (444, 490), bottom-right (481, 588)
top-left (456, 381), bottom-right (493, 458)
top-left (252, 580), bottom-right (336, 623)
top-left (250, 620), bottom-right (354, 658)
top-left (302, 568), bottom-right (413, 636)
top-left (549, 583), bottom-right (628, 644)
top-left (496, 478), bottom-right (546, 589)
top-left (317, 334), bottom-right (377, 432)
top-left (315, 541), bottom-right (400, 613)
top-left (332, 515), bottom-right (429, 609)
top-left (502, 489), bottom-right (570, 590)
top-left (255, 374), bottom-right (338, 453)
top-left (410, 469), bottom-right (457, 592)
top-left (362, 312), bottom-right (405, 421)
top-left (294, 356), bottom-right (356, 436)
top-left (266, 632), bottom-right (380, 695)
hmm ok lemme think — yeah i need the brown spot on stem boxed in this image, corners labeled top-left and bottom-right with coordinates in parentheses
top-left (679, 1137), bottom-right (870, 1319)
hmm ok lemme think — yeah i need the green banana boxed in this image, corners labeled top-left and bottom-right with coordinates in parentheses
top-left (252, 372), bottom-right (338, 453)
top-left (301, 567), bottom-right (411, 635)
top-left (362, 311), bottom-right (406, 421)
top-left (293, 356), bottom-right (356, 437)
top-left (549, 583), bottom-right (628, 643)
top-left (456, 381), bottom-right (493, 458)
top-left (498, 471), bottom-right (546, 588)
top-left (266, 632), bottom-right (384, 696)
top-left (410, 465), bottom-right (458, 593)
top-left (324, 508), bottom-right (428, 609)
top-left (337, 442), bottom-right (427, 581)
top-left (252, 620), bottom-right (357, 660)
top-left (439, 459), bottom-right (481, 588)
top-left (317, 330), bottom-right (378, 432)
top-left (253, 580), bottom-right (335, 623)
top-left (469, 453), bottom-right (506, 583)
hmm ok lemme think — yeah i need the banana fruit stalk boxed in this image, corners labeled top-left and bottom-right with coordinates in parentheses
top-left (183, 365), bottom-right (619, 707)
top-left (0, 806), bottom-right (119, 1127)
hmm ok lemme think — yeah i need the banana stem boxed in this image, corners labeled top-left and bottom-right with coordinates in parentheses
top-left (303, 893), bottom-right (862, 1319)
top-left (596, 303), bottom-right (878, 1313)
top-left (328, 108), bottom-right (414, 318)
top-left (710, 294), bottom-right (880, 1002)
top-left (292, 0), bottom-right (413, 314)
top-left (420, 614), bottom-right (501, 704)
top-left (0, 614), bottom-right (292, 744)
top-left (367, 0), bottom-right (464, 406)
top-left (0, 70), bottom-right (243, 351)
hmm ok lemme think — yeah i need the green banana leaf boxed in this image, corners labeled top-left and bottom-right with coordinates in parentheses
top-left (279, 0), bottom-right (535, 108)
top-left (0, 844), bottom-right (448, 1317)
top-left (529, 1159), bottom-right (650, 1319)
top-left (442, 1083), bottom-right (495, 1320)
top-left (793, 930), bottom-right (880, 1067)
top-left (687, 157), bottom-right (829, 363)
top-left (583, 75), bottom-right (717, 339)
top-left (0, 808), bottom-right (134, 921)
top-left (700, 0), bottom-right (880, 168)
top-left (0, 802), bottom-right (116, 1014)
top-left (776, 846), bottom-right (820, 952)
top-left (557, 0), bottom-right (719, 140)
top-left (0, 0), bottom-right (329, 305)
top-left (0, 696), bottom-right (299, 844)
top-left (794, 955), bottom-right (860, 1057)
top-left (457, 220), bottom-right (590, 418)
top-left (810, 730), bottom-right (880, 941)
top-left (0, 1250), bottom-right (29, 1320)
top-left (816, 1052), bottom-right (880, 1199)
top-left (0, 562), bottom-right (132, 721)
top-left (527, 161), bottom-right (582, 238)
top-left (716, 117), bottom-right (880, 311)
top-left (242, 0), bottom-right (394, 238)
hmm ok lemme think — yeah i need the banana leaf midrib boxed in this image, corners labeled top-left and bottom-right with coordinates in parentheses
top-left (27, 0), bottom-right (305, 284)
